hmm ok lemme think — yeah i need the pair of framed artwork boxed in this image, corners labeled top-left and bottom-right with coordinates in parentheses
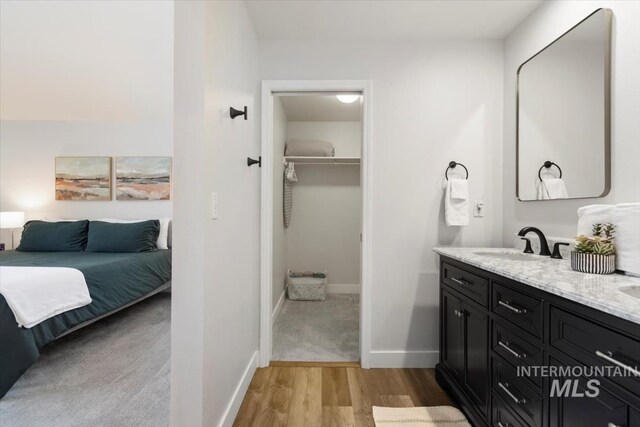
top-left (55, 157), bottom-right (171, 201)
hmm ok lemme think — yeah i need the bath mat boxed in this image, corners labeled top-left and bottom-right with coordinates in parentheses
top-left (372, 406), bottom-right (470, 426)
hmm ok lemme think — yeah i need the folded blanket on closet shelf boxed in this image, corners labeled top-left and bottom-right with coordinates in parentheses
top-left (614, 203), bottom-right (640, 277)
top-left (285, 139), bottom-right (335, 157)
top-left (0, 266), bottom-right (91, 328)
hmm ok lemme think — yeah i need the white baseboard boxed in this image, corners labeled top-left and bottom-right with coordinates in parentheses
top-left (272, 289), bottom-right (286, 325)
top-left (219, 350), bottom-right (259, 427)
top-left (369, 350), bottom-right (439, 368)
top-left (326, 283), bottom-right (360, 294)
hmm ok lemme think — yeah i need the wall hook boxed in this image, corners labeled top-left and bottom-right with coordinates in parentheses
top-left (230, 106), bottom-right (247, 120)
top-left (247, 156), bottom-right (261, 168)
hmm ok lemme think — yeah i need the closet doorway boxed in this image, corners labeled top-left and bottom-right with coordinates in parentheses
top-left (260, 81), bottom-right (372, 368)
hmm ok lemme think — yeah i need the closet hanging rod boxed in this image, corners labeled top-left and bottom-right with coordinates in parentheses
top-left (283, 156), bottom-right (360, 166)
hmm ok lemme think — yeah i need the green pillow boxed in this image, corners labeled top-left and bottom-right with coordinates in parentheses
top-left (86, 220), bottom-right (159, 253)
top-left (17, 220), bottom-right (89, 252)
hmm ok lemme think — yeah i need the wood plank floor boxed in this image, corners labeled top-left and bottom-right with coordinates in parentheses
top-left (233, 367), bottom-right (454, 427)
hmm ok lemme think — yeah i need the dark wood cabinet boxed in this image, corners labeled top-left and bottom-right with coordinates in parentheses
top-left (436, 256), bottom-right (640, 427)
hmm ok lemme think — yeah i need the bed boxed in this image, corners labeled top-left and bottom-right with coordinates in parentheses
top-left (0, 249), bottom-right (171, 398)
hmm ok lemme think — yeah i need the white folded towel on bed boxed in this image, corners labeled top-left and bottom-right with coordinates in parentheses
top-left (445, 178), bottom-right (469, 227)
top-left (0, 266), bottom-right (91, 328)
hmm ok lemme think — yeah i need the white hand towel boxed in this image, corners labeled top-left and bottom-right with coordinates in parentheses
top-left (614, 203), bottom-right (640, 277)
top-left (539, 179), bottom-right (568, 200)
top-left (577, 204), bottom-right (615, 236)
top-left (445, 179), bottom-right (469, 226)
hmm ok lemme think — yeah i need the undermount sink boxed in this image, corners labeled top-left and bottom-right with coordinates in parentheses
top-left (473, 251), bottom-right (539, 262)
top-left (619, 286), bottom-right (640, 300)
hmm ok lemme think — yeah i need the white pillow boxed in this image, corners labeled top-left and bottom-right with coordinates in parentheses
top-left (96, 218), bottom-right (171, 249)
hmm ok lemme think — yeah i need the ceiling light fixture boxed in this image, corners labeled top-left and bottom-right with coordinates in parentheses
top-left (336, 94), bottom-right (360, 104)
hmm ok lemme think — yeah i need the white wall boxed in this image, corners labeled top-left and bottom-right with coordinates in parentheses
top-left (172, 1), bottom-right (260, 426)
top-left (0, 1), bottom-right (173, 247)
top-left (287, 121), bottom-right (362, 157)
top-left (285, 121), bottom-right (362, 286)
top-left (272, 97), bottom-right (288, 308)
top-left (260, 40), bottom-right (504, 366)
top-left (503, 1), bottom-right (640, 242)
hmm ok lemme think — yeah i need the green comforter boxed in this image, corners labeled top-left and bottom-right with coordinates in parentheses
top-left (0, 250), bottom-right (171, 398)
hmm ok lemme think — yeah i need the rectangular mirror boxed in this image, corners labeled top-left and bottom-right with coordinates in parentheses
top-left (517, 9), bottom-right (612, 201)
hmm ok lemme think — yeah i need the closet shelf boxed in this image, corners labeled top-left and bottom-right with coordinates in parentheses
top-left (283, 156), bottom-right (360, 165)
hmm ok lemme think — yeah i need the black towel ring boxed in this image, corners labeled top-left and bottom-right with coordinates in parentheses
top-left (445, 161), bottom-right (469, 180)
top-left (538, 161), bottom-right (562, 181)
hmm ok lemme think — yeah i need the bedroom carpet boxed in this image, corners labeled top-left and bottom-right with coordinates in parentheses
top-left (272, 294), bottom-right (359, 362)
top-left (0, 291), bottom-right (170, 427)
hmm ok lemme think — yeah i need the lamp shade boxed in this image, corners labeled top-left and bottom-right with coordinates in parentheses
top-left (0, 212), bottom-right (25, 229)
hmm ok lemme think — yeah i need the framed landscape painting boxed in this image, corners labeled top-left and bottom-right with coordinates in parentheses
top-left (116, 157), bottom-right (171, 200)
top-left (55, 157), bottom-right (112, 201)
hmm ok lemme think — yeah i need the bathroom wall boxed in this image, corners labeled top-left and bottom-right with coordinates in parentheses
top-left (503, 0), bottom-right (640, 243)
top-left (272, 97), bottom-right (288, 309)
top-left (285, 121), bottom-right (362, 288)
top-left (173, 1), bottom-right (260, 426)
top-left (260, 40), bottom-right (504, 366)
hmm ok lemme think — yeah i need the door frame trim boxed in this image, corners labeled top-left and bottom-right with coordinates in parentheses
top-left (259, 80), bottom-right (373, 368)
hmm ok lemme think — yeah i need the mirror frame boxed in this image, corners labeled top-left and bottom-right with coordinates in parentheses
top-left (516, 8), bottom-right (612, 202)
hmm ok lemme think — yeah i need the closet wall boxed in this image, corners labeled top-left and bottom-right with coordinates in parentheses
top-left (272, 104), bottom-right (362, 307)
top-left (286, 120), bottom-right (361, 291)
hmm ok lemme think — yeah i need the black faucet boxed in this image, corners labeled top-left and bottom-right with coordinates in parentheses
top-left (517, 227), bottom-right (551, 256)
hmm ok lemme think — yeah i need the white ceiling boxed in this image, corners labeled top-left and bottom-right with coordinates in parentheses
top-left (245, 0), bottom-right (543, 41)
top-left (0, 1), bottom-right (173, 121)
top-left (279, 95), bottom-right (362, 122)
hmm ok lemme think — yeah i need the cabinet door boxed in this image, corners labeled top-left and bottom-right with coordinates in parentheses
top-left (442, 290), bottom-right (464, 380)
top-left (549, 360), bottom-right (628, 427)
top-left (462, 301), bottom-right (489, 415)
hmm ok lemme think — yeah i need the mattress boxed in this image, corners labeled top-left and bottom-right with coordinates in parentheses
top-left (0, 250), bottom-right (171, 398)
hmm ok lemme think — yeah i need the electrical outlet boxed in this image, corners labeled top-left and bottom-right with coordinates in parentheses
top-left (474, 201), bottom-right (485, 217)
top-left (211, 192), bottom-right (219, 219)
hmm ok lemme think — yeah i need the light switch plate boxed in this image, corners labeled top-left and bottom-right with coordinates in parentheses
top-left (211, 192), bottom-right (219, 219)
top-left (474, 200), bottom-right (485, 217)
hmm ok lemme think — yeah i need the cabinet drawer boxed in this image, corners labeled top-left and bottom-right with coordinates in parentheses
top-left (492, 282), bottom-right (543, 338)
top-left (492, 358), bottom-right (543, 427)
top-left (442, 262), bottom-right (488, 307)
top-left (492, 321), bottom-right (543, 390)
top-left (549, 306), bottom-right (640, 397)
top-left (492, 392), bottom-right (529, 427)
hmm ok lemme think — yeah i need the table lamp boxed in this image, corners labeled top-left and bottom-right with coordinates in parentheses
top-left (0, 211), bottom-right (25, 249)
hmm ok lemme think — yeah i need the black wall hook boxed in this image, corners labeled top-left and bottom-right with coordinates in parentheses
top-left (247, 156), bottom-right (261, 168)
top-left (230, 106), bottom-right (247, 120)
top-left (445, 161), bottom-right (469, 180)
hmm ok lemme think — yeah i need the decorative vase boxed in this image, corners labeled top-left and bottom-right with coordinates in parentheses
top-left (570, 251), bottom-right (616, 275)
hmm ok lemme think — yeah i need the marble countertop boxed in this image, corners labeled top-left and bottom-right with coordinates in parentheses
top-left (433, 247), bottom-right (640, 325)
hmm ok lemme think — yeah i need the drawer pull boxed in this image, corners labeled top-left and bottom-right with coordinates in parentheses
top-left (595, 350), bottom-right (640, 377)
top-left (454, 309), bottom-right (464, 318)
top-left (498, 341), bottom-right (527, 359)
top-left (607, 423), bottom-right (621, 427)
top-left (497, 422), bottom-right (511, 427)
top-left (498, 300), bottom-right (527, 314)
top-left (498, 382), bottom-right (526, 404)
top-left (451, 277), bottom-right (471, 286)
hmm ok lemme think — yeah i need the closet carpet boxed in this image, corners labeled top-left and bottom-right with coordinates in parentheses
top-left (0, 292), bottom-right (170, 427)
top-left (272, 294), bottom-right (360, 362)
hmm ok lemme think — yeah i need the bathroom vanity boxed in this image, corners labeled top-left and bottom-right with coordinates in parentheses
top-left (434, 248), bottom-right (640, 427)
